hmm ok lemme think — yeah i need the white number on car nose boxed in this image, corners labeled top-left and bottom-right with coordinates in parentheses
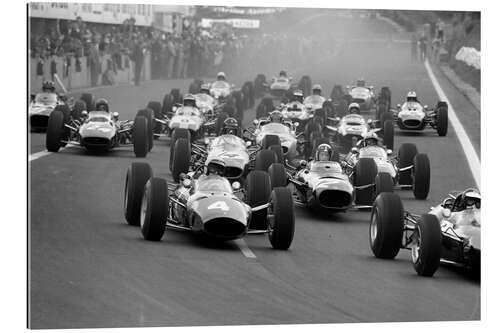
top-left (208, 201), bottom-right (230, 211)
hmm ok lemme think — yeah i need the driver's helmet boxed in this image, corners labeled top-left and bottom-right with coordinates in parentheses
top-left (356, 78), bottom-right (366, 87)
top-left (363, 132), bottom-right (379, 147)
top-left (406, 91), bottom-right (418, 102)
top-left (95, 98), bottom-right (109, 112)
top-left (291, 89), bottom-right (304, 103)
top-left (279, 70), bottom-right (287, 77)
top-left (200, 83), bottom-right (210, 94)
top-left (42, 80), bottom-right (55, 93)
top-left (315, 143), bottom-right (333, 161)
top-left (216, 71), bottom-right (226, 81)
top-left (269, 110), bottom-right (284, 123)
top-left (183, 94), bottom-right (197, 107)
top-left (221, 117), bottom-right (240, 136)
top-left (207, 158), bottom-right (225, 176)
top-left (462, 189), bottom-right (481, 210)
top-left (312, 84), bottom-right (322, 95)
top-left (348, 102), bottom-right (360, 114)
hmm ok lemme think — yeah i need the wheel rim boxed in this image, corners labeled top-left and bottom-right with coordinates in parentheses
top-left (140, 182), bottom-right (150, 228)
top-left (411, 227), bottom-right (421, 263)
top-left (370, 209), bottom-right (378, 246)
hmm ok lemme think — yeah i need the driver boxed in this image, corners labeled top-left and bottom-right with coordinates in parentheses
top-left (348, 102), bottom-right (361, 114)
top-left (220, 117), bottom-right (241, 136)
top-left (291, 89), bottom-right (304, 103)
top-left (315, 143), bottom-right (333, 162)
top-left (216, 72), bottom-right (226, 82)
top-left (454, 189), bottom-right (481, 212)
top-left (279, 70), bottom-right (287, 78)
top-left (183, 94), bottom-right (197, 108)
top-left (269, 110), bottom-right (284, 123)
top-left (312, 84), bottom-right (323, 96)
top-left (42, 80), bottom-right (56, 93)
top-left (406, 91), bottom-right (419, 103)
top-left (359, 132), bottom-right (380, 147)
top-left (206, 159), bottom-right (225, 176)
top-left (200, 83), bottom-right (211, 95)
top-left (356, 78), bottom-right (366, 87)
top-left (95, 98), bottom-right (110, 112)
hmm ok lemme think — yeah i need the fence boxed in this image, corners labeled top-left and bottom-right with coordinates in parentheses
top-left (29, 53), bottom-right (151, 93)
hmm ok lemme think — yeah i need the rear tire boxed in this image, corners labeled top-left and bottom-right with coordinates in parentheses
top-left (375, 172), bottom-right (393, 198)
top-left (133, 116), bottom-right (149, 158)
top-left (354, 158), bottom-right (378, 205)
top-left (46, 110), bottom-right (65, 152)
top-left (412, 214), bottom-right (442, 277)
top-left (268, 163), bottom-right (288, 188)
top-left (383, 120), bottom-right (394, 150)
top-left (268, 187), bottom-right (295, 250)
top-left (136, 108), bottom-right (154, 151)
top-left (171, 138), bottom-right (191, 183)
top-left (269, 144), bottom-right (284, 163)
top-left (412, 153), bottom-right (430, 199)
top-left (169, 128), bottom-right (190, 170)
top-left (124, 162), bottom-right (153, 226)
top-left (398, 143), bottom-right (418, 186)
top-left (141, 178), bottom-right (168, 241)
top-left (261, 134), bottom-right (281, 149)
top-left (369, 192), bottom-right (404, 259)
top-left (247, 170), bottom-right (272, 229)
top-left (436, 102), bottom-right (448, 136)
top-left (255, 149), bottom-right (278, 171)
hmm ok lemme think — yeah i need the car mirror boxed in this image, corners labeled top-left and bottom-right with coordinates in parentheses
top-left (300, 159), bottom-right (307, 167)
top-left (172, 106), bottom-right (178, 112)
top-left (81, 110), bottom-right (88, 117)
top-left (232, 181), bottom-right (241, 190)
top-left (386, 149), bottom-right (393, 155)
top-left (351, 147), bottom-right (359, 154)
top-left (245, 141), bottom-right (251, 147)
top-left (112, 112), bottom-right (119, 119)
top-left (424, 105), bottom-right (428, 109)
top-left (253, 119), bottom-right (259, 125)
top-left (442, 208), bottom-right (451, 219)
top-left (397, 103), bottom-right (401, 108)
top-left (367, 119), bottom-right (372, 124)
top-left (182, 179), bottom-right (192, 188)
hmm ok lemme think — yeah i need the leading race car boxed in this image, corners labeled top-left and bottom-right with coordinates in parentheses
top-left (344, 79), bottom-right (391, 115)
top-left (253, 71), bottom-right (312, 100)
top-left (45, 98), bottom-right (151, 157)
top-left (342, 132), bottom-right (431, 200)
top-left (385, 91), bottom-right (449, 136)
top-left (369, 189), bottom-right (480, 277)
top-left (123, 160), bottom-right (295, 250)
top-left (270, 143), bottom-right (393, 211)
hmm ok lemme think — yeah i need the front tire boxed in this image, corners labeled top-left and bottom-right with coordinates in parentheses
top-left (268, 187), bottom-right (295, 250)
top-left (397, 143), bottom-right (418, 186)
top-left (140, 178), bottom-right (168, 241)
top-left (171, 138), bottom-right (191, 183)
top-left (411, 214), bottom-right (442, 277)
top-left (436, 102), bottom-right (448, 136)
top-left (124, 162), bottom-right (153, 226)
top-left (133, 116), bottom-right (149, 158)
top-left (247, 170), bottom-right (272, 229)
top-left (46, 110), bottom-right (65, 152)
top-left (412, 153), bottom-right (430, 199)
top-left (354, 158), bottom-right (378, 205)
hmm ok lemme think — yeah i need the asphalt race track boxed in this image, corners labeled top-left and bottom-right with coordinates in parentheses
top-left (29, 14), bottom-right (480, 329)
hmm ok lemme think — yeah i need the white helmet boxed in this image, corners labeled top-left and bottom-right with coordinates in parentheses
top-left (407, 91), bottom-right (418, 102)
top-left (348, 102), bottom-right (360, 114)
top-left (312, 84), bottom-right (322, 94)
top-left (363, 131), bottom-right (379, 146)
top-left (217, 72), bottom-right (226, 81)
top-left (462, 189), bottom-right (481, 209)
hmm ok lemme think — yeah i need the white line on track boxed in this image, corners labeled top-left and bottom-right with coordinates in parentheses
top-left (424, 59), bottom-right (481, 189)
top-left (29, 150), bottom-right (53, 162)
top-left (234, 239), bottom-right (257, 259)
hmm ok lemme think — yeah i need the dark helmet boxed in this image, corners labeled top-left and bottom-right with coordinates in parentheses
top-left (183, 94), bottom-right (196, 107)
top-left (312, 84), bottom-right (322, 95)
top-left (292, 89), bottom-right (304, 103)
top-left (221, 117), bottom-right (240, 136)
top-left (406, 91), bottom-right (418, 102)
top-left (348, 102), bottom-right (360, 114)
top-left (315, 143), bottom-right (333, 161)
top-left (207, 159), bottom-right (225, 176)
top-left (200, 83), bottom-right (210, 94)
top-left (269, 110), bottom-right (284, 123)
top-left (42, 80), bottom-right (55, 92)
top-left (95, 98), bottom-right (109, 112)
top-left (279, 70), bottom-right (287, 77)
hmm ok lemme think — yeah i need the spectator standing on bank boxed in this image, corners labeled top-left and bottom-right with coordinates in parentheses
top-left (166, 37), bottom-right (176, 79)
top-left (431, 37), bottom-right (441, 63)
top-left (418, 35), bottom-right (427, 62)
top-left (180, 37), bottom-right (190, 78)
top-left (436, 18), bottom-right (445, 43)
top-left (175, 38), bottom-right (185, 79)
top-left (131, 37), bottom-right (144, 86)
top-left (89, 42), bottom-right (100, 87)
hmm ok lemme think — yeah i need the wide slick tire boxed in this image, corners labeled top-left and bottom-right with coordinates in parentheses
top-left (45, 110), bottom-right (65, 152)
top-left (269, 144), bottom-right (284, 163)
top-left (397, 143), bottom-right (418, 186)
top-left (412, 153), bottom-right (430, 199)
top-left (268, 163), bottom-right (288, 188)
top-left (169, 128), bottom-right (191, 170)
top-left (354, 158), bottom-right (378, 205)
top-left (383, 120), bottom-right (394, 150)
top-left (369, 192), bottom-right (404, 259)
top-left (136, 108), bottom-right (154, 151)
top-left (255, 149), bottom-right (278, 171)
top-left (124, 162), bottom-right (153, 226)
top-left (375, 172), bottom-right (393, 197)
top-left (171, 138), bottom-right (190, 183)
top-left (141, 178), bottom-right (168, 241)
top-left (268, 187), bottom-right (295, 250)
top-left (261, 134), bottom-right (281, 150)
top-left (436, 102), bottom-right (448, 136)
top-left (133, 116), bottom-right (149, 158)
top-left (247, 170), bottom-right (272, 229)
top-left (411, 214), bottom-right (442, 277)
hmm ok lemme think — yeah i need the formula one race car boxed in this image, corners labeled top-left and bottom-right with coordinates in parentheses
top-left (269, 143), bottom-right (394, 210)
top-left (169, 118), bottom-right (283, 183)
top-left (385, 92), bottom-right (449, 136)
top-left (123, 161), bottom-right (295, 249)
top-left (326, 110), bottom-right (394, 153)
top-left (45, 102), bottom-right (151, 157)
top-left (253, 72), bottom-right (312, 100)
top-left (370, 189), bottom-right (481, 277)
top-left (344, 79), bottom-right (391, 114)
top-left (342, 136), bottom-right (431, 200)
top-left (29, 92), bottom-right (88, 131)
